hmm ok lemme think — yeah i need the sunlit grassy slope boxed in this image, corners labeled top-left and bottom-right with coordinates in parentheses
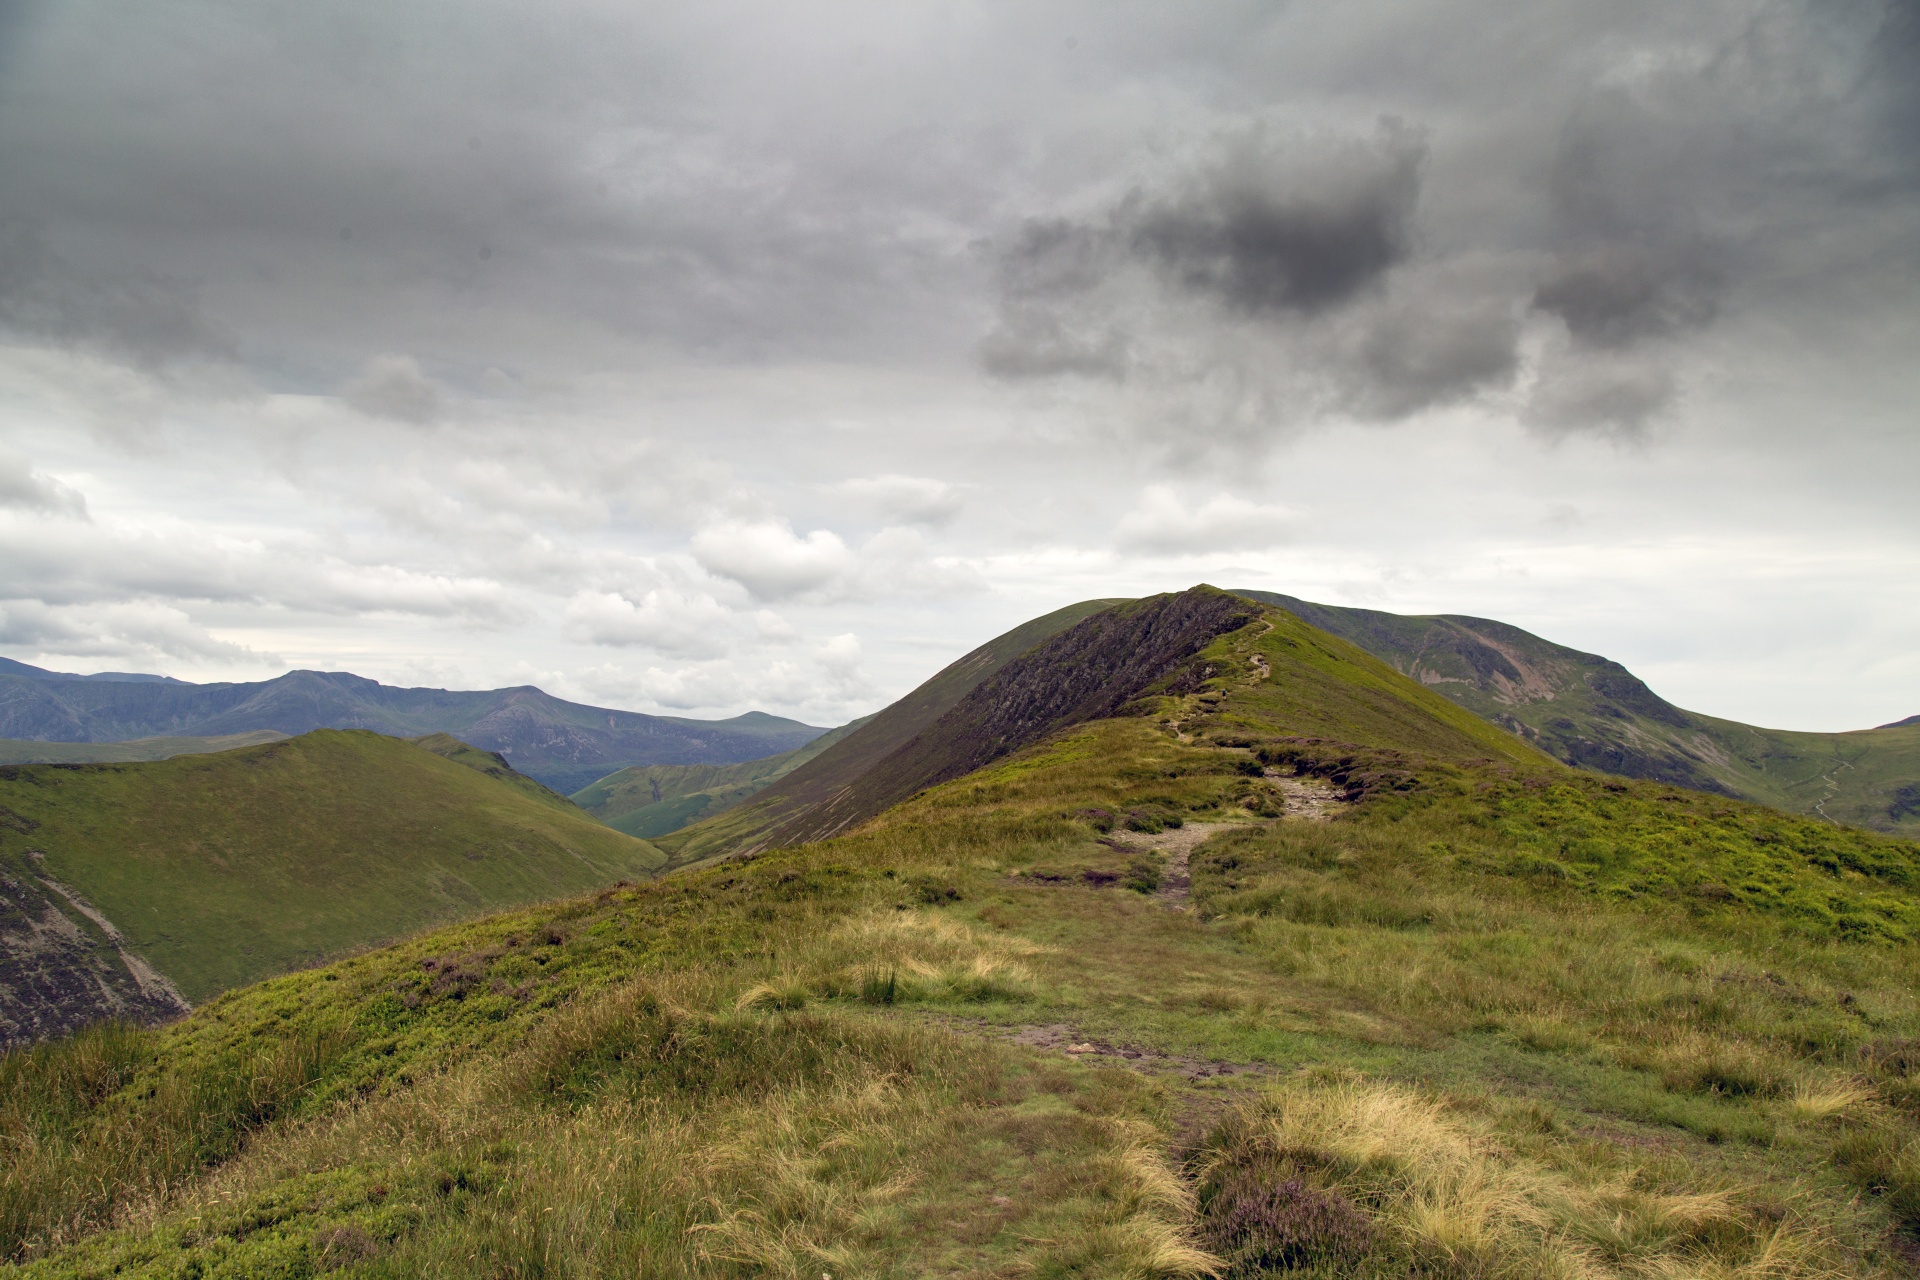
top-left (0, 731), bottom-right (666, 1003)
top-left (7, 597), bottom-right (1920, 1277)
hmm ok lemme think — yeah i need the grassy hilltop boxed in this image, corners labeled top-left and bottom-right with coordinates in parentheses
top-left (0, 731), bottom-right (666, 1018)
top-left (6, 589), bottom-right (1920, 1277)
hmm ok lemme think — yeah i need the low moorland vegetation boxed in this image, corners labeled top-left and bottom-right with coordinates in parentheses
top-left (5, 604), bottom-right (1920, 1277)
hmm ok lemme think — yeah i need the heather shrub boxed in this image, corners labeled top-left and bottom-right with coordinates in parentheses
top-left (1197, 1170), bottom-right (1373, 1273)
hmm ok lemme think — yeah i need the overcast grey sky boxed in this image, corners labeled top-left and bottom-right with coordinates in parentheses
top-left (0, 0), bottom-right (1915, 731)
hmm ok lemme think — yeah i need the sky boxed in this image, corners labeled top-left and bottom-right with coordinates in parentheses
top-left (0, 0), bottom-right (1915, 733)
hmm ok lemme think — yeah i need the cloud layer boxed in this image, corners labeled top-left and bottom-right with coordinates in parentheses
top-left (0, 1), bottom-right (1912, 729)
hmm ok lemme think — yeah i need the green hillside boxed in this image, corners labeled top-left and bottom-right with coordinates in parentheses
top-left (571, 716), bottom-right (872, 839)
top-left (1236, 589), bottom-right (1920, 836)
top-left (0, 730), bottom-right (666, 1008)
top-left (8, 592), bottom-right (1920, 1277)
top-left (0, 730), bottom-right (287, 765)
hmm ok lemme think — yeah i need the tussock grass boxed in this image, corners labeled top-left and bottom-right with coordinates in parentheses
top-left (1192, 1077), bottom-right (1847, 1278)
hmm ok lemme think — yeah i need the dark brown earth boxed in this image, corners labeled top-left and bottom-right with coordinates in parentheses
top-left (1, 850), bottom-right (189, 1048)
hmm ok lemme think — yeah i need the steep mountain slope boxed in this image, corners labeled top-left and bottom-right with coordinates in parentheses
top-left (665, 588), bottom-right (1543, 862)
top-left (1234, 589), bottom-right (1920, 835)
top-left (571, 715), bottom-right (873, 839)
top-left (0, 731), bottom-right (288, 765)
top-left (10, 590), bottom-right (1920, 1277)
top-left (0, 858), bottom-right (191, 1050)
top-left (656, 596), bottom-right (1125, 863)
top-left (0, 731), bottom-right (666, 1037)
top-left (0, 669), bottom-right (826, 793)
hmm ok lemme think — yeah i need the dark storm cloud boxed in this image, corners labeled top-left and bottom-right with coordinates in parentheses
top-left (1345, 292), bottom-right (1524, 420)
top-left (1129, 126), bottom-right (1424, 317)
top-left (979, 124), bottom-right (1465, 416)
top-left (0, 220), bottom-right (231, 365)
top-left (0, 0), bottom-right (1913, 439)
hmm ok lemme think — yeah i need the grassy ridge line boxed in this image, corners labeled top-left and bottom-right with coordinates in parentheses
top-left (7, 600), bottom-right (1920, 1274)
top-left (1236, 587), bottom-right (1920, 835)
top-left (0, 731), bottom-right (288, 765)
top-left (408, 733), bottom-right (580, 813)
top-left (570, 714), bottom-right (873, 839)
top-left (656, 596), bottom-right (1125, 864)
top-left (0, 731), bottom-right (668, 1003)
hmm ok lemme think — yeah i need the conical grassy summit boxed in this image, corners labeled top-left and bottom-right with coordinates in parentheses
top-left (6, 591), bottom-right (1920, 1277)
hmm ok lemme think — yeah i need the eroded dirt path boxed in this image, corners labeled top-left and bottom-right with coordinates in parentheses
top-left (937, 1017), bottom-right (1273, 1083)
top-left (1102, 821), bottom-right (1229, 907)
top-left (1264, 773), bottom-right (1340, 820)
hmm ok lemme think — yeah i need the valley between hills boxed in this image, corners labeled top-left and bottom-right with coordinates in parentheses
top-left (5, 588), bottom-right (1920, 1277)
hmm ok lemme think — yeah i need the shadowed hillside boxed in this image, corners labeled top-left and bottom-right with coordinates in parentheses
top-left (9, 590), bottom-right (1920, 1276)
top-left (0, 731), bottom-right (666, 1043)
top-left (656, 596), bottom-right (1124, 863)
top-left (1235, 589), bottom-right (1920, 836)
top-left (571, 715), bottom-right (872, 839)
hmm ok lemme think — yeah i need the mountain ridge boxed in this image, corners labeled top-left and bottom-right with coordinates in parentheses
top-left (0, 667), bottom-right (826, 793)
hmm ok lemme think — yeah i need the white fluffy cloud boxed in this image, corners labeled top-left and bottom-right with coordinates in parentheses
top-left (0, 599), bottom-right (272, 665)
top-left (1114, 487), bottom-right (1295, 555)
top-left (834, 475), bottom-right (970, 526)
top-left (561, 588), bottom-right (732, 658)
top-left (691, 520), bottom-right (856, 601)
top-left (0, 451), bottom-right (87, 518)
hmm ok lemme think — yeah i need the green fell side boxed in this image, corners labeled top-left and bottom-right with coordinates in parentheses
top-left (409, 732), bottom-right (581, 812)
top-left (1234, 588), bottom-right (1920, 835)
top-left (0, 730), bottom-right (667, 1004)
top-left (655, 596), bottom-right (1124, 864)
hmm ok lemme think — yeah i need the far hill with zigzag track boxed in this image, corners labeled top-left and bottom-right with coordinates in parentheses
top-left (1233, 589), bottom-right (1920, 837)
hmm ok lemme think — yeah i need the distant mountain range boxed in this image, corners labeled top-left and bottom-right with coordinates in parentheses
top-left (0, 656), bottom-right (187, 684)
top-left (0, 664), bottom-right (826, 793)
top-left (1232, 590), bottom-right (1920, 835)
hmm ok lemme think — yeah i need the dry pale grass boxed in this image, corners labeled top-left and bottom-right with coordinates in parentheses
top-left (737, 909), bottom-right (1051, 1012)
top-left (1197, 1077), bottom-right (1852, 1280)
top-left (1783, 1078), bottom-right (1876, 1122)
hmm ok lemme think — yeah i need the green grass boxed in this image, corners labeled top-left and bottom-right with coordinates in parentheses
top-left (0, 730), bottom-right (667, 1001)
top-left (7, 598), bottom-right (1920, 1277)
